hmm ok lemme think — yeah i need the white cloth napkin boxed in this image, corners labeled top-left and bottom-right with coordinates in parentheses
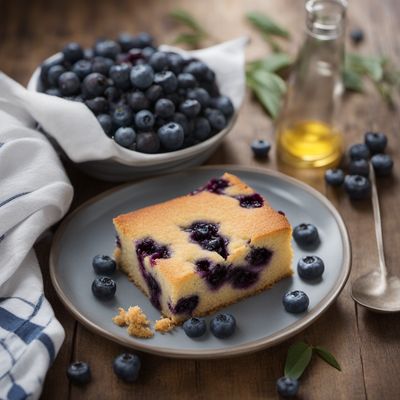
top-left (0, 37), bottom-right (247, 166)
top-left (0, 101), bottom-right (73, 399)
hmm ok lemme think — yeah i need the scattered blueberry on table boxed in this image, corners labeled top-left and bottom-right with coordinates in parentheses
top-left (293, 223), bottom-right (319, 248)
top-left (113, 353), bottom-right (141, 383)
top-left (349, 158), bottom-right (369, 177)
top-left (91, 276), bottom-right (117, 300)
top-left (350, 28), bottom-right (364, 45)
top-left (324, 168), bottom-right (345, 186)
top-left (39, 33), bottom-right (234, 153)
top-left (67, 361), bottom-right (92, 385)
top-left (364, 131), bottom-right (387, 154)
top-left (276, 376), bottom-right (299, 397)
top-left (183, 317), bottom-right (207, 338)
top-left (210, 313), bottom-right (236, 338)
top-left (282, 290), bottom-right (309, 314)
top-left (297, 256), bottom-right (325, 280)
top-left (251, 139), bottom-right (271, 158)
top-left (349, 143), bottom-right (370, 161)
top-left (92, 255), bottom-right (117, 275)
top-left (371, 154), bottom-right (393, 176)
top-left (344, 174), bottom-right (371, 200)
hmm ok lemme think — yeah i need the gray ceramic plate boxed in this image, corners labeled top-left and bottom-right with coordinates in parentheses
top-left (50, 166), bottom-right (351, 358)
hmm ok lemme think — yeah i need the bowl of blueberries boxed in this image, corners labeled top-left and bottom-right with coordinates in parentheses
top-left (27, 33), bottom-right (245, 181)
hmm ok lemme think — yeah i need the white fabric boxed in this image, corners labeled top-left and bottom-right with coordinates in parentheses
top-left (0, 102), bottom-right (73, 399)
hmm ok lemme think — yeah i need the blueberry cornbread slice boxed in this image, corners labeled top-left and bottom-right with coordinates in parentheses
top-left (113, 173), bottom-right (293, 323)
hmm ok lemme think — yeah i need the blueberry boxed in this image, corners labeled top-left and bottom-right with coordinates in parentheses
top-left (137, 32), bottom-right (154, 48)
top-left (212, 95), bottom-right (234, 117)
top-left (282, 290), bottom-right (309, 313)
top-left (349, 143), bottom-right (370, 160)
top-left (154, 71), bottom-right (178, 93)
top-left (177, 73), bottom-right (197, 89)
top-left (135, 110), bottom-right (155, 130)
top-left (104, 86), bottom-right (121, 103)
top-left (142, 46), bottom-right (156, 60)
top-left (94, 39), bottom-right (121, 60)
top-left (117, 33), bottom-right (140, 52)
top-left (84, 48), bottom-right (94, 59)
top-left (127, 91), bottom-right (150, 111)
top-left (114, 127), bottom-right (136, 148)
top-left (40, 54), bottom-right (65, 86)
top-left (182, 317), bottom-right (207, 338)
top-left (145, 84), bottom-right (163, 103)
top-left (92, 254), bottom-right (117, 275)
top-left (130, 64), bottom-right (154, 89)
top-left (71, 59), bottom-right (92, 79)
top-left (350, 28), bottom-right (364, 44)
top-left (112, 105), bottom-right (133, 127)
top-left (136, 132), bottom-right (160, 153)
top-left (210, 313), bottom-right (236, 338)
top-left (238, 193), bottom-right (264, 208)
top-left (113, 353), bottom-right (141, 383)
top-left (179, 99), bottom-right (201, 118)
top-left (91, 56), bottom-right (114, 76)
top-left (45, 88), bottom-right (61, 97)
top-left (155, 98), bottom-right (175, 118)
top-left (85, 96), bottom-right (109, 114)
top-left (167, 53), bottom-right (184, 75)
top-left (62, 42), bottom-right (84, 63)
top-left (371, 154), bottom-right (393, 176)
top-left (229, 268), bottom-right (258, 289)
top-left (193, 117), bottom-right (211, 141)
top-left (297, 255), bottom-right (325, 280)
top-left (172, 295), bottom-right (199, 315)
top-left (187, 88), bottom-right (210, 108)
top-left (149, 51), bottom-right (169, 72)
top-left (172, 113), bottom-right (190, 135)
top-left (246, 247), bottom-right (273, 267)
top-left (184, 61), bottom-right (209, 80)
top-left (109, 64), bottom-right (131, 89)
top-left (344, 175), bottom-right (371, 199)
top-left (349, 159), bottom-right (369, 177)
top-left (56, 71), bottom-right (80, 96)
top-left (82, 73), bottom-right (109, 98)
top-left (251, 139), bottom-right (271, 158)
top-left (207, 109), bottom-right (227, 131)
top-left (91, 276), bottom-right (116, 300)
top-left (293, 223), bottom-right (319, 247)
top-left (276, 376), bottom-right (299, 397)
top-left (364, 131), bottom-right (387, 154)
top-left (67, 361), bottom-right (91, 385)
top-left (205, 264), bottom-right (229, 289)
top-left (158, 122), bottom-right (184, 151)
top-left (97, 113), bottom-right (113, 136)
top-left (324, 168), bottom-right (345, 186)
top-left (47, 64), bottom-right (66, 87)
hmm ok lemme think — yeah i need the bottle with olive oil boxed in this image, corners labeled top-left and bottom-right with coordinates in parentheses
top-left (276, 0), bottom-right (347, 168)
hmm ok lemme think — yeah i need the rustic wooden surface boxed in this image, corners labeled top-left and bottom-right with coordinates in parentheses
top-left (1, 0), bottom-right (400, 398)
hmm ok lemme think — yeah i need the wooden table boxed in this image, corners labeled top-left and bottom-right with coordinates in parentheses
top-left (2, 0), bottom-right (400, 398)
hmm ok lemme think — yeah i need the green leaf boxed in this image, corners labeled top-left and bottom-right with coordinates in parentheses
top-left (343, 69), bottom-right (364, 92)
top-left (247, 53), bottom-right (292, 73)
top-left (345, 53), bottom-right (384, 82)
top-left (284, 342), bottom-right (313, 380)
top-left (246, 69), bottom-right (286, 119)
top-left (314, 346), bottom-right (342, 371)
top-left (263, 34), bottom-right (282, 52)
top-left (169, 9), bottom-right (207, 35)
top-left (173, 32), bottom-right (204, 47)
top-left (246, 12), bottom-right (290, 39)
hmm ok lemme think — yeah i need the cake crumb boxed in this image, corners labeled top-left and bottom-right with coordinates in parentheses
top-left (112, 306), bottom-right (154, 339)
top-left (154, 317), bottom-right (175, 333)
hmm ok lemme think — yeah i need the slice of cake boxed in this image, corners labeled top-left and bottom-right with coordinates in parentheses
top-left (113, 173), bottom-right (293, 323)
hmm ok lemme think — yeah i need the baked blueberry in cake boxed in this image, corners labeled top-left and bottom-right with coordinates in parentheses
top-left (113, 173), bottom-right (293, 323)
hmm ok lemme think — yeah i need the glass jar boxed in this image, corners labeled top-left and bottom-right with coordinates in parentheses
top-left (276, 0), bottom-right (347, 168)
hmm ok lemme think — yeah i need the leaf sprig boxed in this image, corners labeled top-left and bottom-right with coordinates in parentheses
top-left (284, 341), bottom-right (341, 380)
top-left (169, 9), bottom-right (209, 48)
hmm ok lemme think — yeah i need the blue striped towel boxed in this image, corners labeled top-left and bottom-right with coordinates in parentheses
top-left (0, 100), bottom-right (73, 399)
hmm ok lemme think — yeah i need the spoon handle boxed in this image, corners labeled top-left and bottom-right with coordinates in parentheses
top-left (370, 162), bottom-right (387, 276)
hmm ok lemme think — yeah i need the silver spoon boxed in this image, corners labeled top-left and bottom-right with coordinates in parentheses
top-left (351, 163), bottom-right (400, 312)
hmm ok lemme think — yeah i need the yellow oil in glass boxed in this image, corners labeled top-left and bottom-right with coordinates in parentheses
top-left (277, 120), bottom-right (343, 168)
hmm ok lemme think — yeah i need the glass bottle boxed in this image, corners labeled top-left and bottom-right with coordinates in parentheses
top-left (276, 0), bottom-right (347, 168)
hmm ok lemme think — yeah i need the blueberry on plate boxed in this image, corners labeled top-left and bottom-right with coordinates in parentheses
top-left (67, 361), bottom-right (91, 385)
top-left (349, 143), bottom-right (370, 161)
top-left (158, 122), bottom-right (184, 151)
top-left (211, 95), bottom-right (234, 117)
top-left (183, 317), bottom-right (207, 338)
top-left (282, 290), bottom-right (309, 313)
top-left (135, 110), bottom-right (155, 130)
top-left (113, 353), bottom-right (141, 383)
top-left (82, 72), bottom-right (109, 98)
top-left (324, 168), bottom-right (345, 186)
top-left (371, 154), bottom-right (393, 176)
top-left (91, 276), bottom-right (116, 300)
top-left (155, 98), bottom-right (175, 118)
top-left (210, 313), bottom-right (236, 338)
top-left (364, 131), bottom-right (387, 154)
top-left (58, 71), bottom-right (80, 96)
top-left (350, 28), bottom-right (364, 45)
top-left (293, 223), bottom-right (319, 247)
top-left (349, 158), bottom-right (369, 177)
top-left (130, 64), bottom-right (154, 89)
top-left (92, 254), bottom-right (117, 275)
top-left (179, 99), bottom-right (201, 118)
top-left (297, 255), bottom-right (325, 280)
top-left (97, 114), bottom-right (113, 136)
top-left (114, 127), bottom-right (136, 148)
top-left (62, 42), bottom-right (84, 63)
top-left (153, 71), bottom-right (178, 93)
top-left (136, 132), bottom-right (160, 153)
top-left (344, 175), bottom-right (371, 200)
top-left (276, 376), bottom-right (299, 397)
top-left (251, 139), bottom-right (271, 158)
